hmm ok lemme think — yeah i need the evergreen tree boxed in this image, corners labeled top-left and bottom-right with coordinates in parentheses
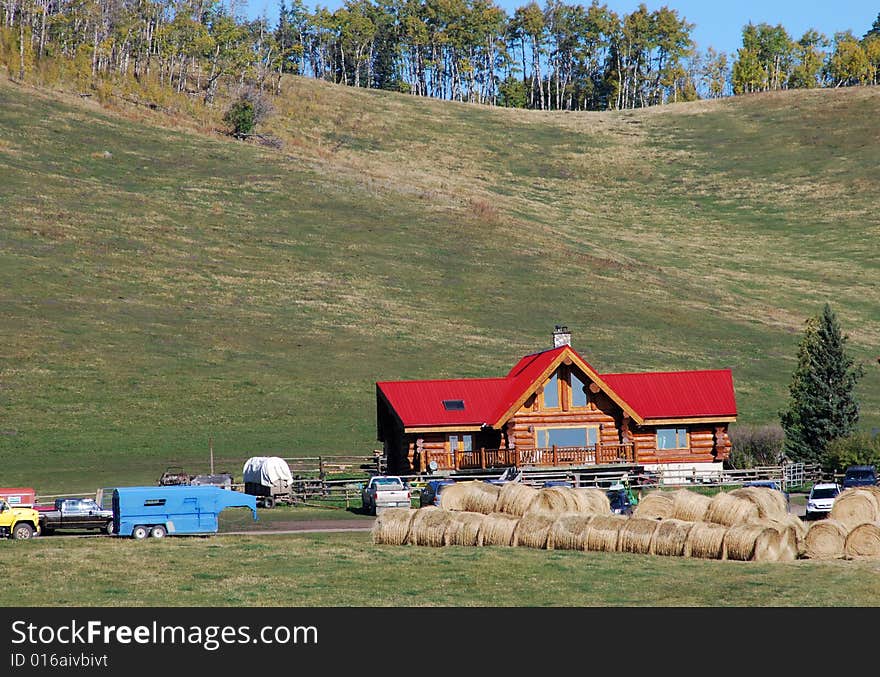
top-left (780, 304), bottom-right (865, 465)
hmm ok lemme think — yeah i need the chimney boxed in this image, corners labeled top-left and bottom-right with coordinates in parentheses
top-left (552, 325), bottom-right (571, 348)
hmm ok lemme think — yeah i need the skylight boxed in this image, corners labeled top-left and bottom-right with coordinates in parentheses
top-left (442, 399), bottom-right (465, 411)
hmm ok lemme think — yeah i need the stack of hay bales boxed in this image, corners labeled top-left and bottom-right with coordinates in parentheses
top-left (371, 484), bottom-right (808, 563)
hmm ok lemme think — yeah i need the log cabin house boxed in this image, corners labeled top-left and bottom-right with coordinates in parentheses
top-left (376, 327), bottom-right (737, 478)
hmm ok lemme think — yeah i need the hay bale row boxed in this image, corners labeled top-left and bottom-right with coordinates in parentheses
top-left (830, 488), bottom-right (880, 530)
top-left (633, 491), bottom-right (674, 520)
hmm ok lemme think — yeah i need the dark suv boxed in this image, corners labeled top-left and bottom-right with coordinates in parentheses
top-left (842, 465), bottom-right (878, 489)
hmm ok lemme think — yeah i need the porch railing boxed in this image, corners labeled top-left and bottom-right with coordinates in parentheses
top-left (426, 443), bottom-right (635, 472)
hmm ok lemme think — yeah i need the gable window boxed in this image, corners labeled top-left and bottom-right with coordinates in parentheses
top-left (570, 372), bottom-right (588, 408)
top-left (656, 428), bottom-right (688, 450)
top-left (542, 372), bottom-right (560, 409)
top-left (536, 426), bottom-right (599, 449)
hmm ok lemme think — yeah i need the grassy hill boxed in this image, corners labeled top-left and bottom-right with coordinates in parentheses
top-left (1, 78), bottom-right (878, 492)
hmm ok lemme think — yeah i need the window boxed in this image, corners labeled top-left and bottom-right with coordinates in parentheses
top-left (447, 434), bottom-right (473, 453)
top-left (542, 373), bottom-right (560, 409)
top-left (143, 499), bottom-right (167, 507)
top-left (536, 426), bottom-right (599, 448)
top-left (570, 372), bottom-right (588, 408)
top-left (656, 428), bottom-right (688, 450)
top-left (442, 399), bottom-right (465, 411)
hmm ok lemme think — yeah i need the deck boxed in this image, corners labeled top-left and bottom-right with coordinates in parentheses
top-left (424, 443), bottom-right (635, 472)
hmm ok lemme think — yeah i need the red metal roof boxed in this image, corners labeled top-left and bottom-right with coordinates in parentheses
top-left (376, 378), bottom-right (510, 428)
top-left (377, 347), bottom-right (737, 429)
top-left (601, 370), bottom-right (737, 420)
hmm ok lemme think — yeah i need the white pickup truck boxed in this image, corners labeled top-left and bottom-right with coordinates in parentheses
top-left (362, 476), bottom-right (411, 516)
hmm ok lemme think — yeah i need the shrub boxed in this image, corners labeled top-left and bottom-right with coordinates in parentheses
top-left (223, 88), bottom-right (273, 137)
top-left (727, 423), bottom-right (785, 468)
top-left (824, 431), bottom-right (880, 474)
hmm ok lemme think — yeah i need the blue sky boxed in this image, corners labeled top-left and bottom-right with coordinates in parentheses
top-left (246, 1), bottom-right (879, 57)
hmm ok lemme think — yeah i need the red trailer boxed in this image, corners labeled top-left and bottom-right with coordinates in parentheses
top-left (0, 488), bottom-right (36, 508)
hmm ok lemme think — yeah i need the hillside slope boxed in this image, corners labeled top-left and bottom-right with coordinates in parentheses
top-left (1, 78), bottom-right (877, 490)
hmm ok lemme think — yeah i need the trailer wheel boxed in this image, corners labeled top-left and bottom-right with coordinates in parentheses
top-left (12, 523), bottom-right (34, 540)
top-left (150, 525), bottom-right (167, 539)
top-left (263, 496), bottom-right (276, 509)
top-left (132, 525), bottom-right (149, 540)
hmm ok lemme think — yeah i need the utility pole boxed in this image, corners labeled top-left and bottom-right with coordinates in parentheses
top-left (209, 436), bottom-right (214, 474)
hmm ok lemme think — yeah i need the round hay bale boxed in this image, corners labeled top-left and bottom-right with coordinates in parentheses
top-left (729, 487), bottom-right (789, 521)
top-left (633, 491), bottom-right (674, 520)
top-left (462, 482), bottom-right (501, 514)
top-left (497, 482), bottom-right (538, 517)
top-left (479, 512), bottom-right (521, 547)
top-left (803, 519), bottom-right (848, 560)
top-left (618, 517), bottom-right (661, 554)
top-left (844, 522), bottom-right (880, 559)
top-left (761, 515), bottom-right (807, 558)
top-left (547, 513), bottom-right (595, 550)
top-left (705, 491), bottom-right (760, 527)
top-left (649, 519), bottom-right (696, 557)
top-left (684, 521), bottom-right (728, 559)
top-left (526, 487), bottom-right (579, 515)
top-left (773, 524), bottom-right (799, 561)
top-left (370, 508), bottom-right (416, 545)
top-left (444, 511), bottom-right (487, 547)
top-left (570, 487), bottom-right (612, 514)
top-left (723, 523), bottom-right (781, 562)
top-left (513, 512), bottom-right (557, 549)
top-left (408, 506), bottom-right (454, 547)
top-left (829, 488), bottom-right (880, 531)
top-left (584, 515), bottom-right (628, 552)
top-left (437, 481), bottom-right (469, 511)
top-left (670, 489), bottom-right (711, 522)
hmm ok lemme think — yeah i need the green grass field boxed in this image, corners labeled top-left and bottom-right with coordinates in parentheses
top-left (2, 531), bottom-right (879, 606)
top-left (1, 78), bottom-right (878, 495)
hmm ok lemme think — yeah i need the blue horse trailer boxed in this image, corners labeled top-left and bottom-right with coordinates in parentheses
top-left (112, 486), bottom-right (258, 539)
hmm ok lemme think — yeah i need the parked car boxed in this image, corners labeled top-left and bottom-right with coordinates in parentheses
top-left (37, 497), bottom-right (114, 535)
top-left (420, 479), bottom-right (456, 507)
top-left (842, 465), bottom-right (877, 489)
top-left (805, 482), bottom-right (841, 521)
top-left (361, 476), bottom-right (411, 515)
top-left (743, 480), bottom-right (791, 512)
